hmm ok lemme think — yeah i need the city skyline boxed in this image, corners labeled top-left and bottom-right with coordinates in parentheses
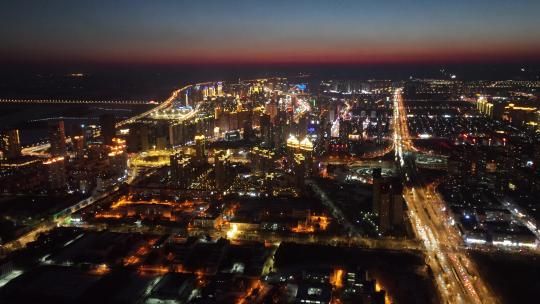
top-left (1, 2), bottom-right (540, 303)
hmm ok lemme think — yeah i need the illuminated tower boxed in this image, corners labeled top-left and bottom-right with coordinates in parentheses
top-left (99, 114), bottom-right (116, 145)
top-left (170, 153), bottom-right (191, 187)
top-left (44, 156), bottom-right (67, 191)
top-left (372, 168), bottom-right (382, 214)
top-left (214, 150), bottom-right (230, 191)
top-left (0, 129), bottom-right (21, 160)
top-left (194, 135), bottom-right (206, 163)
top-left (391, 177), bottom-right (404, 227)
top-left (260, 114), bottom-right (272, 147)
top-left (378, 182), bottom-right (392, 233)
top-left (48, 120), bottom-right (67, 157)
top-left (293, 153), bottom-right (306, 190)
top-left (72, 135), bottom-right (85, 157)
top-left (217, 83), bottom-right (223, 96)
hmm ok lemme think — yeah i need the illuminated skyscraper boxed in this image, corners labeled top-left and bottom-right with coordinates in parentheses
top-left (194, 135), bottom-right (206, 163)
top-left (170, 153), bottom-right (193, 187)
top-left (260, 114), bottom-right (272, 147)
top-left (99, 114), bottom-right (116, 145)
top-left (0, 129), bottom-right (21, 160)
top-left (72, 135), bottom-right (85, 157)
top-left (373, 170), bottom-right (404, 234)
top-left (44, 156), bottom-right (67, 190)
top-left (372, 168), bottom-right (383, 214)
top-left (214, 150), bottom-right (230, 191)
top-left (48, 120), bottom-right (67, 157)
top-left (293, 153), bottom-right (306, 190)
top-left (391, 177), bottom-right (404, 227)
top-left (127, 123), bottom-right (149, 153)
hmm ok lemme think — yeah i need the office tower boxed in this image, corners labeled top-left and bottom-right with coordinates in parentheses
top-left (339, 119), bottom-right (352, 141)
top-left (243, 120), bottom-right (254, 140)
top-left (170, 153), bottom-right (193, 187)
top-left (329, 107), bottom-right (336, 122)
top-left (293, 153), bottom-right (306, 190)
top-left (265, 100), bottom-right (278, 122)
top-left (44, 156), bottom-right (67, 190)
top-left (72, 135), bottom-right (85, 157)
top-left (170, 153), bottom-right (182, 186)
top-left (298, 116), bottom-right (308, 138)
top-left (0, 129), bottom-right (22, 159)
top-left (127, 123), bottom-right (149, 153)
top-left (217, 83), bottom-right (223, 96)
top-left (194, 135), bottom-right (206, 163)
top-left (372, 168), bottom-right (382, 214)
top-left (99, 114), bottom-right (116, 145)
top-left (260, 114), bottom-right (272, 147)
top-left (374, 172), bottom-right (405, 234)
top-left (83, 124), bottom-right (100, 143)
top-left (250, 147), bottom-right (274, 175)
top-left (48, 120), bottom-right (67, 157)
top-left (156, 136), bottom-right (167, 150)
top-left (378, 182), bottom-right (392, 233)
top-left (273, 109), bottom-right (287, 147)
top-left (109, 138), bottom-right (127, 178)
top-left (391, 177), bottom-right (404, 227)
top-left (214, 150), bottom-right (229, 191)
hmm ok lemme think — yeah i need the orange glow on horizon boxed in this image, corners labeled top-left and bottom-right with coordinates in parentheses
top-left (6, 44), bottom-right (540, 66)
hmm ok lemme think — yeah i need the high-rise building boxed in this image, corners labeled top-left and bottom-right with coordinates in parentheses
top-left (99, 114), bottom-right (116, 145)
top-left (217, 83), bottom-right (223, 96)
top-left (108, 138), bottom-right (127, 178)
top-left (214, 150), bottom-right (230, 191)
top-left (48, 120), bottom-right (67, 157)
top-left (372, 168), bottom-right (383, 214)
top-left (260, 114), bottom-right (272, 147)
top-left (43, 156), bottom-right (67, 190)
top-left (83, 124), bottom-right (100, 143)
top-left (170, 153), bottom-right (193, 187)
top-left (243, 120), bottom-right (254, 140)
top-left (127, 123), bottom-right (149, 153)
top-left (72, 135), bottom-right (85, 157)
top-left (391, 177), bottom-right (404, 227)
top-left (194, 135), bottom-right (206, 163)
top-left (250, 147), bottom-right (275, 174)
top-left (265, 100), bottom-right (278, 122)
top-left (293, 153), bottom-right (306, 190)
top-left (339, 119), bottom-right (352, 141)
top-left (378, 182), bottom-right (392, 233)
top-left (373, 171), bottom-right (404, 234)
top-left (0, 129), bottom-right (22, 160)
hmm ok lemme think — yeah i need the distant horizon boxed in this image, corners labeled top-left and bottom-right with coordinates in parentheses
top-left (3, 49), bottom-right (540, 67)
top-left (2, 0), bottom-right (540, 68)
top-left (1, 61), bottom-right (539, 83)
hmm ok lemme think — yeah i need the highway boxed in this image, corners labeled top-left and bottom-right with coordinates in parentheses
top-left (116, 84), bottom-right (192, 128)
top-left (306, 179), bottom-right (362, 237)
top-left (1, 88), bottom-right (173, 256)
top-left (21, 84), bottom-right (196, 157)
top-left (21, 143), bottom-right (51, 157)
top-left (393, 88), bottom-right (498, 304)
top-left (0, 162), bottom-right (144, 258)
top-left (3, 81), bottom-right (211, 256)
top-left (21, 138), bottom-right (73, 158)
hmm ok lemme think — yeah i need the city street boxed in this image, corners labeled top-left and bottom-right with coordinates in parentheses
top-left (394, 88), bottom-right (499, 304)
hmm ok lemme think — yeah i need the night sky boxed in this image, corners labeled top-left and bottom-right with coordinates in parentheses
top-left (1, 0), bottom-right (539, 65)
